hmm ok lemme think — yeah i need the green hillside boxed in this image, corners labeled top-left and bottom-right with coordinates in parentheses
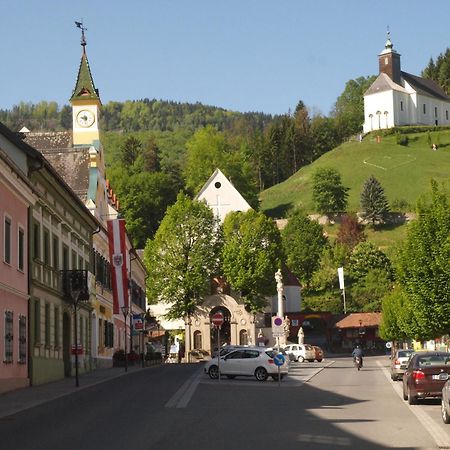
top-left (260, 130), bottom-right (450, 218)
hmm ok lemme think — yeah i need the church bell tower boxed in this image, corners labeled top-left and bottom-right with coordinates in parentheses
top-left (378, 31), bottom-right (401, 84)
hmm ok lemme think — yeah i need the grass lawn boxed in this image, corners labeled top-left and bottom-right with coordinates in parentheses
top-left (260, 130), bottom-right (450, 218)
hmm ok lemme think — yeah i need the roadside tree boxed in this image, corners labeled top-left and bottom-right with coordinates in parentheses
top-left (144, 193), bottom-right (222, 322)
top-left (396, 181), bottom-right (450, 339)
top-left (222, 210), bottom-right (282, 312)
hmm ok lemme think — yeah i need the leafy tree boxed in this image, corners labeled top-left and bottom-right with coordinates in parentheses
top-left (310, 115), bottom-right (340, 161)
top-left (396, 180), bottom-right (450, 339)
top-left (222, 210), bottom-right (282, 312)
top-left (281, 210), bottom-right (328, 287)
top-left (144, 193), bottom-right (222, 321)
top-left (332, 76), bottom-right (376, 139)
top-left (116, 171), bottom-right (178, 248)
top-left (310, 243), bottom-right (348, 292)
top-left (349, 268), bottom-right (393, 312)
top-left (312, 168), bottom-right (349, 215)
top-left (379, 288), bottom-right (409, 342)
top-left (141, 136), bottom-right (160, 172)
top-left (336, 214), bottom-right (365, 249)
top-left (360, 176), bottom-right (390, 225)
top-left (348, 241), bottom-right (393, 282)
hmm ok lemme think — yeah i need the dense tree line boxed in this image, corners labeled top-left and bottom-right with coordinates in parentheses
top-left (422, 48), bottom-right (450, 95)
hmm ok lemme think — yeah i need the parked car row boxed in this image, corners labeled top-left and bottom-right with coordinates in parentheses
top-left (284, 344), bottom-right (324, 362)
top-left (391, 349), bottom-right (450, 425)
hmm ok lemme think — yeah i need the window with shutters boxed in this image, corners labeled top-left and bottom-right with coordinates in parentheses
top-left (18, 315), bottom-right (26, 363)
top-left (4, 311), bottom-right (13, 363)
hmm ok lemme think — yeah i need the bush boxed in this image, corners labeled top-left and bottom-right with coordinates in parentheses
top-left (395, 133), bottom-right (409, 146)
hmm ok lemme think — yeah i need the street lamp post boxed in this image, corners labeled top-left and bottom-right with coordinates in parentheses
top-left (121, 306), bottom-right (129, 372)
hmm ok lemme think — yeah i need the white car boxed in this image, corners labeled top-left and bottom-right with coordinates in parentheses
top-left (204, 347), bottom-right (289, 381)
top-left (284, 344), bottom-right (315, 362)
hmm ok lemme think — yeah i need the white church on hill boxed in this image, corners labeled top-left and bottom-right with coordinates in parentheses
top-left (363, 33), bottom-right (450, 133)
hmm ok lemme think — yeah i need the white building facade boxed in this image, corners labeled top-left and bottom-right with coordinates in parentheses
top-left (363, 34), bottom-right (450, 133)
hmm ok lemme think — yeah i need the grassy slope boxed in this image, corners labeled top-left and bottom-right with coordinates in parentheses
top-left (260, 130), bottom-right (450, 218)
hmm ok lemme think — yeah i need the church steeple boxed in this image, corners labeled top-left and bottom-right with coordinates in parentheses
top-left (71, 21), bottom-right (101, 105)
top-left (378, 30), bottom-right (401, 84)
top-left (71, 21), bottom-right (101, 146)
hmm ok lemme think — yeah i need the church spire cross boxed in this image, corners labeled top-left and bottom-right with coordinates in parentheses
top-left (75, 20), bottom-right (87, 52)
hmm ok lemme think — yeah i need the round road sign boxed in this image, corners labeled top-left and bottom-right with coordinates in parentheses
top-left (212, 312), bottom-right (224, 327)
top-left (273, 317), bottom-right (283, 327)
top-left (273, 353), bottom-right (285, 366)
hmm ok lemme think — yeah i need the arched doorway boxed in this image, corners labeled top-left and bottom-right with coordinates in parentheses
top-left (239, 329), bottom-right (249, 345)
top-left (210, 306), bottom-right (231, 353)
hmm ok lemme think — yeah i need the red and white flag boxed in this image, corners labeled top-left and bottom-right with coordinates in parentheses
top-left (107, 219), bottom-right (129, 314)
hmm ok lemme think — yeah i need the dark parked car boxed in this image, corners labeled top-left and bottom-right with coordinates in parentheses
top-left (402, 351), bottom-right (450, 405)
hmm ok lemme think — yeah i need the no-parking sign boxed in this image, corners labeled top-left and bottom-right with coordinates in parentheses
top-left (272, 316), bottom-right (284, 337)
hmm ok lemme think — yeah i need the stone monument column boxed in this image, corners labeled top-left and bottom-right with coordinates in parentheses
top-left (275, 269), bottom-right (287, 347)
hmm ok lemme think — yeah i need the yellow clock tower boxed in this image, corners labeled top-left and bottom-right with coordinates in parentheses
top-left (71, 23), bottom-right (101, 146)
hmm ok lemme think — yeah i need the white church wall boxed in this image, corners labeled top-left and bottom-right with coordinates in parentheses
top-left (270, 285), bottom-right (302, 313)
top-left (363, 91), bottom-right (394, 133)
top-left (392, 91), bottom-right (411, 126)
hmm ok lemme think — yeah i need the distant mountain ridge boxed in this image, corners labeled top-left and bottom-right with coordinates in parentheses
top-left (0, 98), bottom-right (275, 134)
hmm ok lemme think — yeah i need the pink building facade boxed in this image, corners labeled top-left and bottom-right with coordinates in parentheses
top-left (0, 124), bottom-right (37, 393)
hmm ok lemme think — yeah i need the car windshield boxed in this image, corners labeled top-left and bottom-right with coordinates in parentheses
top-left (417, 355), bottom-right (450, 366)
top-left (398, 350), bottom-right (413, 358)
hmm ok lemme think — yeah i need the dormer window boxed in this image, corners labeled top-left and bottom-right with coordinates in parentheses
top-left (385, 57), bottom-right (388, 65)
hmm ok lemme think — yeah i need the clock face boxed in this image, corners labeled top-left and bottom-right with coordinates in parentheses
top-left (76, 110), bottom-right (95, 128)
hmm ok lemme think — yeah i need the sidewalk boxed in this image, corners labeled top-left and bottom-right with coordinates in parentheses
top-left (0, 364), bottom-right (146, 419)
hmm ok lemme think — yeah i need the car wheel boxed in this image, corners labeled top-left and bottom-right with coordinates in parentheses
top-left (226, 375), bottom-right (236, 379)
top-left (208, 365), bottom-right (219, 380)
top-left (442, 399), bottom-right (450, 424)
top-left (402, 385), bottom-right (408, 401)
top-left (407, 388), bottom-right (417, 405)
top-left (297, 356), bottom-right (304, 362)
top-left (254, 367), bottom-right (268, 381)
top-left (391, 374), bottom-right (398, 381)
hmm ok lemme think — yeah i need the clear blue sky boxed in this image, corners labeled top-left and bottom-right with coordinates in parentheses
top-left (1, 0), bottom-right (449, 116)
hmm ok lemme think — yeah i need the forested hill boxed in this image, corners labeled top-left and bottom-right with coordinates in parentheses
top-left (0, 99), bottom-right (275, 134)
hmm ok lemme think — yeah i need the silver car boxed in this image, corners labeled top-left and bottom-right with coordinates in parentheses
top-left (390, 349), bottom-right (414, 381)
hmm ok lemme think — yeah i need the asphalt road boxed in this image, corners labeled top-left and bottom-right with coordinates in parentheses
top-left (1, 355), bottom-right (449, 450)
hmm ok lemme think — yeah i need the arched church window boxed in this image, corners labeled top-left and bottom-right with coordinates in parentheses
top-left (239, 329), bottom-right (248, 345)
top-left (384, 111), bottom-right (389, 128)
top-left (376, 111), bottom-right (381, 129)
top-left (193, 331), bottom-right (202, 350)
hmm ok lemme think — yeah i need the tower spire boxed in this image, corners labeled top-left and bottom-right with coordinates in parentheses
top-left (75, 20), bottom-right (87, 53)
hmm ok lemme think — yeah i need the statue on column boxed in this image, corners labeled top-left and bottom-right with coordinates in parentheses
top-left (298, 326), bottom-right (304, 344)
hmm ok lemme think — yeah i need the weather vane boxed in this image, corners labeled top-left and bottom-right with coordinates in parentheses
top-left (75, 20), bottom-right (87, 48)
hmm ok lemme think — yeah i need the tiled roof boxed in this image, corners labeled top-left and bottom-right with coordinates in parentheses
top-left (24, 131), bottom-right (90, 202)
top-left (334, 312), bottom-right (381, 329)
top-left (401, 71), bottom-right (450, 102)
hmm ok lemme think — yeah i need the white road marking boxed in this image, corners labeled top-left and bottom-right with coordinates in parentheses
top-left (377, 360), bottom-right (450, 448)
top-left (165, 368), bottom-right (203, 409)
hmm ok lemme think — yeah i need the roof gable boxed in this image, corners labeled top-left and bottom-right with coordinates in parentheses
top-left (364, 73), bottom-right (408, 96)
top-left (195, 168), bottom-right (252, 222)
top-left (334, 312), bottom-right (381, 328)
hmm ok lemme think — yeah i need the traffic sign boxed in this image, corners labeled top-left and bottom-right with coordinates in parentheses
top-left (212, 312), bottom-right (224, 328)
top-left (272, 316), bottom-right (284, 337)
top-left (273, 353), bottom-right (285, 367)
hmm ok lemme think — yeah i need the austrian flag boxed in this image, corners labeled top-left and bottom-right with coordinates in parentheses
top-left (107, 219), bottom-right (129, 314)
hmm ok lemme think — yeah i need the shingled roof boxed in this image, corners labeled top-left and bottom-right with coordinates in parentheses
top-left (70, 50), bottom-right (101, 104)
top-left (334, 312), bottom-right (381, 329)
top-left (401, 71), bottom-right (450, 101)
top-left (24, 131), bottom-right (90, 202)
